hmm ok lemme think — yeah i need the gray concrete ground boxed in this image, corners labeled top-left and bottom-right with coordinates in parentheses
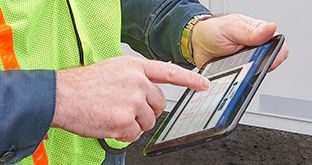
top-left (126, 112), bottom-right (312, 165)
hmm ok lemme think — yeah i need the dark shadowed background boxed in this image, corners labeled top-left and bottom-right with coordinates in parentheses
top-left (126, 112), bottom-right (312, 165)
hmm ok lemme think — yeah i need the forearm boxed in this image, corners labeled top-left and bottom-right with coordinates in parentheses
top-left (0, 70), bottom-right (55, 165)
top-left (121, 0), bottom-right (211, 69)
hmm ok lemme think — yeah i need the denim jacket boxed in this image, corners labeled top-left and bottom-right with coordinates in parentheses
top-left (0, 0), bottom-right (211, 164)
top-left (122, 0), bottom-right (211, 69)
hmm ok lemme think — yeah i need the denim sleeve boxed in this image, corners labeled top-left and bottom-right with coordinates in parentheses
top-left (0, 70), bottom-right (56, 165)
top-left (121, 0), bottom-right (212, 69)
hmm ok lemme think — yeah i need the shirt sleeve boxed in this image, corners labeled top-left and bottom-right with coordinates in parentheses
top-left (0, 70), bottom-right (56, 165)
top-left (121, 0), bottom-right (211, 69)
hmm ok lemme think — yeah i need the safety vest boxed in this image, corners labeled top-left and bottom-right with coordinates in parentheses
top-left (1, 0), bottom-right (130, 164)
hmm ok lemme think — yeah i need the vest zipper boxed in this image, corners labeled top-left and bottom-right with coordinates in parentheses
top-left (66, 0), bottom-right (84, 66)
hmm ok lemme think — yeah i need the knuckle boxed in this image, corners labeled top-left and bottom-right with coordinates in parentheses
top-left (155, 96), bottom-right (166, 117)
top-left (139, 116), bottom-right (155, 131)
top-left (119, 113), bottom-right (135, 127)
top-left (159, 96), bottom-right (166, 110)
top-left (146, 117), bottom-right (156, 131)
top-left (165, 63), bottom-right (179, 82)
top-left (117, 127), bottom-right (142, 142)
top-left (105, 111), bottom-right (133, 130)
top-left (129, 96), bottom-right (145, 110)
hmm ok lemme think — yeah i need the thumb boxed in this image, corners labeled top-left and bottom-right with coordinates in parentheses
top-left (225, 14), bottom-right (277, 46)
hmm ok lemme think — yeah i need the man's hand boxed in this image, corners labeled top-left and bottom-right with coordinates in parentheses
top-left (52, 56), bottom-right (209, 142)
top-left (192, 13), bottom-right (288, 70)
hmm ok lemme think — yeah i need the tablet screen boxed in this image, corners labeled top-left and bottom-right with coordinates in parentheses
top-left (157, 65), bottom-right (246, 142)
top-left (156, 45), bottom-right (268, 143)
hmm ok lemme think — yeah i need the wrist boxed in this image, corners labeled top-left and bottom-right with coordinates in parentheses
top-left (53, 70), bottom-right (78, 129)
top-left (181, 14), bottom-right (213, 65)
top-left (52, 71), bottom-right (67, 129)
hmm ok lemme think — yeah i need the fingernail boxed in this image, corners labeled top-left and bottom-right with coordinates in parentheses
top-left (201, 77), bottom-right (210, 90)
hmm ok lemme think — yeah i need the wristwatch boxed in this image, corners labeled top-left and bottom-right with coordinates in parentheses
top-left (181, 14), bottom-right (212, 65)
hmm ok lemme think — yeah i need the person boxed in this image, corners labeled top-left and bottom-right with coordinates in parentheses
top-left (0, 0), bottom-right (288, 164)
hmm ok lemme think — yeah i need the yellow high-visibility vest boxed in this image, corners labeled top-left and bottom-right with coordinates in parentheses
top-left (1, 0), bottom-right (130, 164)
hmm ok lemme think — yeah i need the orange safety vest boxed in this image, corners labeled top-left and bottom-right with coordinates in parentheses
top-left (0, 8), bottom-right (48, 165)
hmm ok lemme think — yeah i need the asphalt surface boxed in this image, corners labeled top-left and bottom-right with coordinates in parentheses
top-left (126, 112), bottom-right (312, 165)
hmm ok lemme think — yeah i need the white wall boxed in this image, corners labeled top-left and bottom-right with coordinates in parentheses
top-left (201, 0), bottom-right (312, 135)
top-left (122, 0), bottom-right (312, 135)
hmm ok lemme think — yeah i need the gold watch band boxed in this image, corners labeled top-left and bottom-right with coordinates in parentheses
top-left (181, 14), bottom-right (212, 65)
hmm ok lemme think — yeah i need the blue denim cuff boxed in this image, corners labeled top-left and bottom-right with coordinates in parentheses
top-left (0, 70), bottom-right (56, 164)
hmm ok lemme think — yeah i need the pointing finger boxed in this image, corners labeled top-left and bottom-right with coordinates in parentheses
top-left (142, 60), bottom-right (210, 90)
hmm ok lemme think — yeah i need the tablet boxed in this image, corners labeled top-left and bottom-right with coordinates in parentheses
top-left (143, 34), bottom-right (285, 156)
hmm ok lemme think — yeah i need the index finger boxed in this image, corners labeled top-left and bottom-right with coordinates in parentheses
top-left (142, 60), bottom-right (210, 90)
